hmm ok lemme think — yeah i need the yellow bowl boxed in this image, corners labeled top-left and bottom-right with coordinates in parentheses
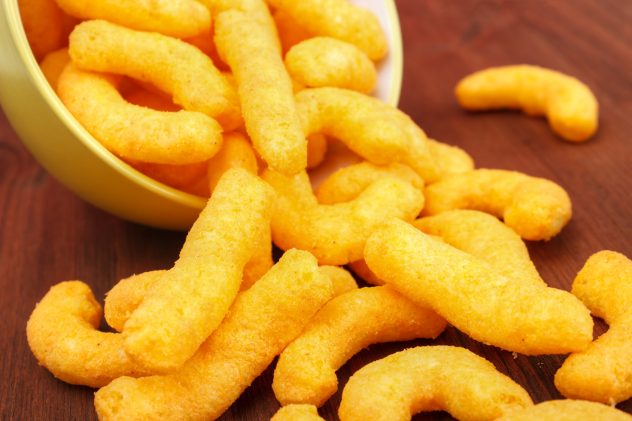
top-left (0, 0), bottom-right (402, 230)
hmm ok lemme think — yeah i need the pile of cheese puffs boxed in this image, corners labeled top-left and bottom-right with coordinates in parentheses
top-left (20, 0), bottom-right (630, 419)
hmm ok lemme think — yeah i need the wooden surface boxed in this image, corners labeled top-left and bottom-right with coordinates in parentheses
top-left (1, 0), bottom-right (631, 419)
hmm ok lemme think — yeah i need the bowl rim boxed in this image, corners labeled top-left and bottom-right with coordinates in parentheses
top-left (5, 0), bottom-right (403, 211)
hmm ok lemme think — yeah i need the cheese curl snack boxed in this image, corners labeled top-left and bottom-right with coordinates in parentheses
top-left (26, 281), bottom-right (150, 387)
top-left (39, 48), bottom-right (70, 91)
top-left (456, 65), bottom-right (598, 142)
top-left (207, 132), bottom-right (259, 192)
top-left (18, 0), bottom-right (64, 60)
top-left (122, 169), bottom-right (275, 372)
top-left (427, 138), bottom-right (475, 179)
top-left (215, 9), bottom-right (307, 175)
top-left (271, 405), bottom-right (325, 421)
top-left (273, 286), bottom-right (446, 407)
top-left (273, 9), bottom-right (312, 53)
top-left (295, 88), bottom-right (439, 182)
top-left (318, 266), bottom-right (358, 296)
top-left (339, 346), bottom-right (533, 421)
top-left (414, 210), bottom-right (544, 286)
top-left (58, 64), bottom-right (223, 165)
top-left (55, 0), bottom-right (210, 39)
top-left (307, 135), bottom-right (328, 169)
top-left (69, 20), bottom-right (241, 130)
top-left (263, 169), bottom-right (424, 265)
top-left (497, 399), bottom-right (632, 421)
top-left (365, 219), bottom-right (593, 355)
top-left (95, 249), bottom-right (334, 421)
top-left (351, 209), bottom-right (540, 287)
top-left (555, 251), bottom-right (632, 404)
top-left (316, 162), bottom-right (424, 204)
top-left (265, 0), bottom-right (388, 61)
top-left (424, 169), bottom-right (572, 241)
top-left (286, 37), bottom-right (377, 94)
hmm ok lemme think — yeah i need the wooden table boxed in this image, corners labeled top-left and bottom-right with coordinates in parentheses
top-left (1, 0), bottom-right (631, 419)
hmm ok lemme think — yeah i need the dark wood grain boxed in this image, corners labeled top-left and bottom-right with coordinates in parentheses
top-left (1, 0), bottom-right (631, 419)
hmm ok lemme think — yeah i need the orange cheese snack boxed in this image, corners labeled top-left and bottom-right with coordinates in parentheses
top-left (95, 249), bottom-right (333, 420)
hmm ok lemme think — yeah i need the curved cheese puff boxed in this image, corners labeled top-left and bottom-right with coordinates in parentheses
top-left (55, 0), bottom-right (210, 39)
top-left (424, 169), bottom-right (572, 241)
top-left (427, 138), bottom-right (475, 179)
top-left (39, 48), bottom-right (70, 91)
top-left (274, 9), bottom-right (312, 53)
top-left (273, 286), bottom-right (446, 407)
top-left (26, 281), bottom-right (150, 388)
top-left (414, 210), bottom-right (544, 286)
top-left (95, 250), bottom-right (334, 421)
top-left (307, 134), bottom-right (328, 169)
top-left (365, 219), bottom-right (593, 355)
top-left (69, 20), bottom-right (241, 130)
top-left (263, 169), bottom-right (424, 265)
top-left (339, 346), bottom-right (533, 421)
top-left (286, 37), bottom-right (377, 94)
top-left (456, 65), bottom-right (598, 142)
top-left (265, 0), bottom-right (388, 61)
top-left (123, 169), bottom-right (275, 373)
top-left (105, 265), bottom-right (356, 333)
top-left (271, 404), bottom-right (325, 421)
top-left (555, 251), bottom-right (632, 404)
top-left (18, 0), bottom-right (64, 60)
top-left (200, 0), bottom-right (281, 51)
top-left (497, 399), bottom-right (632, 421)
top-left (207, 132), bottom-right (259, 192)
top-left (127, 160), bottom-right (209, 192)
top-left (215, 9), bottom-right (306, 175)
top-left (58, 64), bottom-right (223, 165)
top-left (348, 259), bottom-right (384, 286)
top-left (318, 266), bottom-right (358, 296)
top-left (123, 85), bottom-right (181, 112)
top-left (295, 88), bottom-right (439, 183)
top-left (184, 31), bottom-right (230, 71)
top-left (316, 162), bottom-right (424, 205)
top-left (350, 210), bottom-right (540, 287)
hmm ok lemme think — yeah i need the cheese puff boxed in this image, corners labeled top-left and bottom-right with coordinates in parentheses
top-left (58, 64), bottom-right (222, 165)
top-left (365, 219), bottom-right (593, 355)
top-left (26, 281), bottom-right (150, 388)
top-left (307, 134), bottom-right (328, 169)
top-left (286, 37), bottom-right (377, 94)
top-left (339, 346), bottom-right (533, 421)
top-left (207, 132), bottom-right (259, 192)
top-left (123, 169), bottom-right (275, 373)
top-left (18, 0), bottom-right (64, 60)
top-left (414, 210), bottom-right (544, 286)
top-left (201, 0), bottom-right (281, 48)
top-left (263, 169), bottom-right (424, 265)
top-left (95, 249), bottom-right (334, 421)
top-left (271, 404), bottom-right (325, 421)
top-left (127, 160), bottom-right (210, 193)
top-left (555, 251), bottom-right (632, 404)
top-left (497, 399), bottom-right (632, 421)
top-left (347, 259), bottom-right (384, 286)
top-left (295, 88), bottom-right (439, 182)
top-left (273, 9), bottom-right (312, 53)
top-left (273, 286), bottom-right (446, 407)
top-left (351, 209), bottom-right (538, 287)
top-left (427, 138), bottom-right (475, 179)
top-left (266, 0), bottom-right (388, 61)
top-left (424, 169), bottom-right (572, 241)
top-left (55, 0), bottom-right (210, 39)
top-left (215, 9), bottom-right (306, 175)
top-left (69, 20), bottom-right (241, 130)
top-left (316, 162), bottom-right (424, 205)
top-left (184, 31), bottom-right (230, 71)
top-left (39, 48), bottom-right (70, 91)
top-left (318, 266), bottom-right (357, 296)
top-left (105, 265), bottom-right (355, 334)
top-left (456, 65), bottom-right (598, 142)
